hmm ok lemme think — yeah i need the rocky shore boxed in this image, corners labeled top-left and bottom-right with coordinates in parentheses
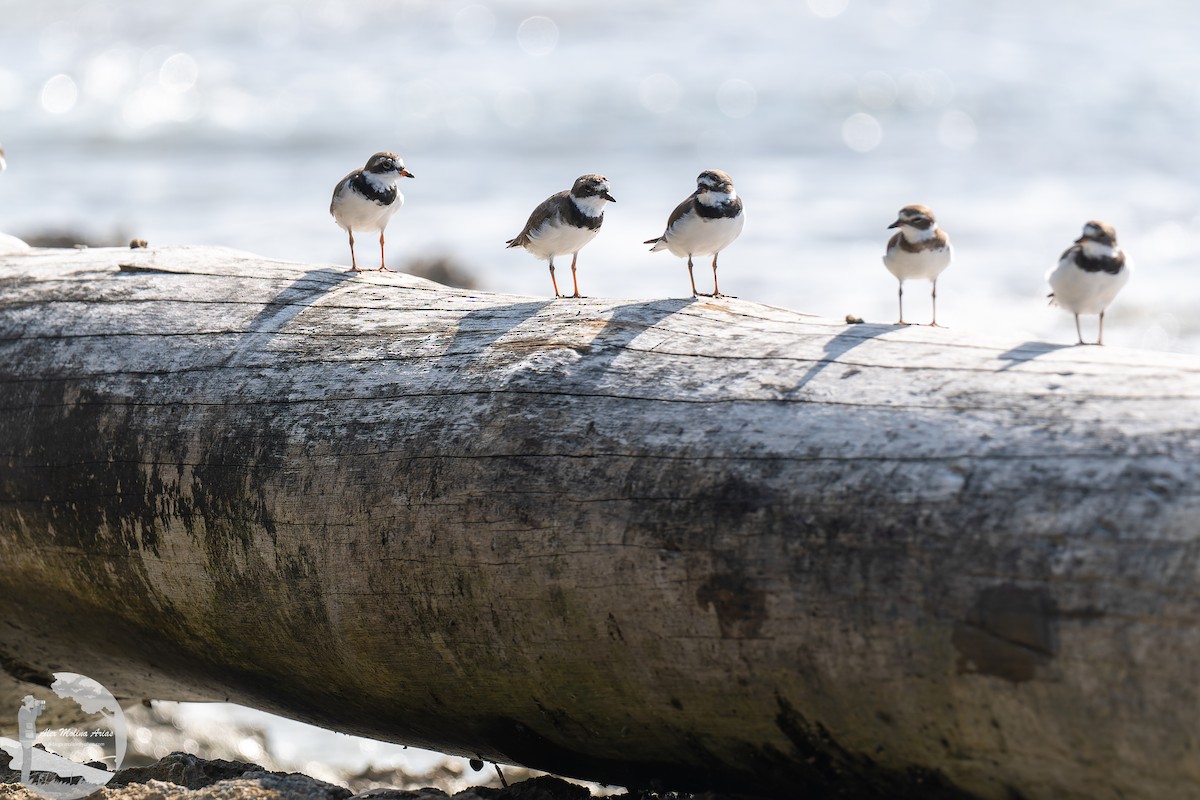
top-left (0, 751), bottom-right (734, 800)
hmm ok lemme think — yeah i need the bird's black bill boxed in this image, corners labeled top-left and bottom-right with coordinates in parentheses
top-left (887, 220), bottom-right (902, 229)
top-left (401, 169), bottom-right (415, 178)
top-left (602, 191), bottom-right (616, 202)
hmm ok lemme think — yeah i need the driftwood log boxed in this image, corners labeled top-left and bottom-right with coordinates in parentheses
top-left (1, 245), bottom-right (1199, 800)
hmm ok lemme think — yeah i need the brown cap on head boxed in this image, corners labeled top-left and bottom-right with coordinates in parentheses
top-left (697, 169), bottom-right (735, 193)
top-left (1079, 220), bottom-right (1117, 246)
top-left (571, 174), bottom-right (615, 202)
top-left (888, 204), bottom-right (937, 229)
top-left (364, 152), bottom-right (414, 178)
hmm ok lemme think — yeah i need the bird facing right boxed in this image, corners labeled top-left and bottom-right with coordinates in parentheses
top-left (505, 174), bottom-right (615, 299)
top-left (1047, 220), bottom-right (1131, 346)
top-left (645, 169), bottom-right (744, 298)
top-left (330, 152), bottom-right (414, 272)
top-left (882, 204), bottom-right (953, 326)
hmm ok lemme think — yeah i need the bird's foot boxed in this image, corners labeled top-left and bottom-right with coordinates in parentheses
top-left (377, 265), bottom-right (396, 273)
top-left (349, 266), bottom-right (364, 273)
top-left (568, 293), bottom-right (586, 299)
top-left (694, 291), bottom-right (714, 298)
top-left (895, 320), bottom-right (911, 326)
top-left (927, 322), bottom-right (945, 328)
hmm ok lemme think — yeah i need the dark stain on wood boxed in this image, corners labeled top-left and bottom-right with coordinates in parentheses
top-left (696, 573), bottom-right (767, 638)
top-left (0, 647), bottom-right (53, 688)
top-left (952, 585), bottom-right (1057, 683)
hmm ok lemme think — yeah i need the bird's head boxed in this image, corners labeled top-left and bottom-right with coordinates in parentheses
top-left (570, 174), bottom-right (616, 203)
top-left (1077, 220), bottom-right (1117, 247)
top-left (695, 169), bottom-right (736, 197)
top-left (888, 204), bottom-right (938, 233)
top-left (364, 152), bottom-right (414, 179)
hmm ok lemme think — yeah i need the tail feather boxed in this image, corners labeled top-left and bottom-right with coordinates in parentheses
top-left (506, 235), bottom-right (525, 248)
top-left (644, 236), bottom-right (668, 251)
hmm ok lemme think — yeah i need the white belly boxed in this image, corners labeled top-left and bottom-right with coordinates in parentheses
top-left (524, 219), bottom-right (600, 260)
top-left (883, 244), bottom-right (953, 282)
top-left (332, 187), bottom-right (404, 233)
top-left (663, 212), bottom-right (744, 258)
top-left (1047, 258), bottom-right (1131, 315)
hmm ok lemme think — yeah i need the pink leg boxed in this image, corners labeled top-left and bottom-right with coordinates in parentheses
top-left (348, 231), bottom-right (361, 272)
top-left (548, 259), bottom-right (561, 298)
top-left (377, 230), bottom-right (395, 272)
top-left (569, 252), bottom-right (582, 298)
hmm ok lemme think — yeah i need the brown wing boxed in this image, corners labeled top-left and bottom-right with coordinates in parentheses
top-left (507, 190), bottom-right (568, 248)
top-left (329, 170), bottom-right (358, 215)
top-left (644, 194), bottom-right (696, 244)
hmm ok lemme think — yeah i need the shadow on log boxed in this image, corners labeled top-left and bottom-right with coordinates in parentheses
top-left (1, 245), bottom-right (1199, 799)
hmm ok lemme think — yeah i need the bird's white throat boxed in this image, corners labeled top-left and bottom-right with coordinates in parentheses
top-left (572, 193), bottom-right (609, 218)
top-left (899, 223), bottom-right (939, 243)
top-left (1081, 239), bottom-right (1118, 259)
top-left (699, 189), bottom-right (737, 206)
top-left (364, 171), bottom-right (400, 191)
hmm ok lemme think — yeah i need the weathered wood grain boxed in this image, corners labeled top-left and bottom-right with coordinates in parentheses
top-left (1, 245), bottom-right (1199, 799)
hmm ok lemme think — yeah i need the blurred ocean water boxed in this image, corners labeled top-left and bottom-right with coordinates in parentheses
top-left (2, 0), bottom-right (1199, 787)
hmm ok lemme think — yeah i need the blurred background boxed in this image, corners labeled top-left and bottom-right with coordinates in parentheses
top-left (1, 0), bottom-right (1198, 790)
top-left (1, 0), bottom-right (1198, 350)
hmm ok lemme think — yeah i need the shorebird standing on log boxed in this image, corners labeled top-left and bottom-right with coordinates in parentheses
top-left (1047, 220), bottom-right (1131, 346)
top-left (883, 204), bottom-right (953, 326)
top-left (506, 174), bottom-right (615, 298)
top-left (330, 152), bottom-right (414, 272)
top-left (645, 169), bottom-right (744, 298)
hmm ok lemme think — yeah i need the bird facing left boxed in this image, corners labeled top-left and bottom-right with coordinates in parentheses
top-left (330, 152), bottom-right (414, 272)
top-left (882, 204), bottom-right (953, 326)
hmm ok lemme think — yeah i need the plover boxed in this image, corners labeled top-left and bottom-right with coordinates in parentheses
top-left (883, 204), bottom-right (953, 326)
top-left (645, 169), bottom-right (744, 297)
top-left (1047, 220), bottom-right (1131, 346)
top-left (506, 174), bottom-right (615, 298)
top-left (330, 152), bottom-right (413, 272)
